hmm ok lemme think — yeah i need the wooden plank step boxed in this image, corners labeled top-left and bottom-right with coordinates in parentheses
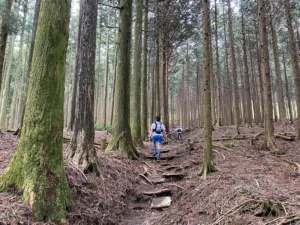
top-left (162, 173), bottom-right (186, 178)
top-left (148, 176), bottom-right (166, 184)
top-left (150, 196), bottom-right (172, 209)
top-left (142, 188), bottom-right (171, 196)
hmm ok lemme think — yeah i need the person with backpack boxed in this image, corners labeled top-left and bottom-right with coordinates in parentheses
top-left (176, 125), bottom-right (182, 140)
top-left (149, 116), bottom-right (166, 162)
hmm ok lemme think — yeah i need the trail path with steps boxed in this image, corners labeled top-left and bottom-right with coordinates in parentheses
top-left (120, 132), bottom-right (196, 225)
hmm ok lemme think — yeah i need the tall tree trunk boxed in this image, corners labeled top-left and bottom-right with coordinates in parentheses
top-left (131, 0), bottom-right (143, 145)
top-left (64, 44), bottom-right (73, 128)
top-left (19, 0), bottom-right (40, 135)
top-left (200, 0), bottom-right (216, 179)
top-left (0, 0), bottom-right (13, 89)
top-left (241, 7), bottom-right (252, 126)
top-left (0, 35), bottom-right (15, 129)
top-left (155, 0), bottom-right (160, 116)
top-left (222, 2), bottom-right (232, 125)
top-left (215, 0), bottom-right (222, 126)
top-left (284, 0), bottom-right (300, 138)
top-left (102, 12), bottom-right (110, 129)
top-left (227, 0), bottom-right (240, 134)
top-left (106, 0), bottom-right (139, 159)
top-left (282, 50), bottom-right (293, 123)
top-left (69, 5), bottom-right (83, 131)
top-left (10, 0), bottom-right (28, 129)
top-left (0, 0), bottom-right (73, 222)
top-left (151, 52), bottom-right (156, 122)
top-left (110, 44), bottom-right (118, 125)
top-left (269, 4), bottom-right (286, 125)
top-left (255, 28), bottom-right (264, 123)
top-left (67, 0), bottom-right (99, 173)
top-left (258, 0), bottom-right (277, 151)
top-left (141, 0), bottom-right (148, 140)
top-left (162, 46), bottom-right (169, 132)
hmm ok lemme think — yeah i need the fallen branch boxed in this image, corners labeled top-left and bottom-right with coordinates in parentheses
top-left (212, 143), bottom-right (240, 154)
top-left (138, 173), bottom-right (153, 185)
top-left (255, 131), bottom-right (264, 139)
top-left (163, 183), bottom-right (185, 190)
top-left (275, 134), bottom-right (295, 141)
top-left (68, 161), bottom-right (88, 181)
top-left (212, 136), bottom-right (247, 141)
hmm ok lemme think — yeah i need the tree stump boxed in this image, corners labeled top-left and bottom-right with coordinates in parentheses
top-left (101, 138), bottom-right (107, 150)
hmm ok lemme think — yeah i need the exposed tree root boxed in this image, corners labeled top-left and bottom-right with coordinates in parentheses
top-left (199, 163), bottom-right (218, 180)
top-left (212, 136), bottom-right (247, 141)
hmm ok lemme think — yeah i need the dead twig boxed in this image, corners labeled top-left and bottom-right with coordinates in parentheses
top-left (163, 183), bottom-right (185, 190)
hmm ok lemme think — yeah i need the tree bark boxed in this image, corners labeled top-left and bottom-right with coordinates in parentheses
top-left (200, 0), bottom-right (217, 179)
top-left (67, 0), bottom-right (99, 174)
top-left (155, 0), bottom-right (160, 116)
top-left (214, 0), bottom-right (222, 126)
top-left (241, 7), bottom-right (252, 126)
top-left (141, 0), bottom-right (148, 140)
top-left (284, 0), bottom-right (300, 138)
top-left (0, 0), bottom-right (73, 222)
top-left (282, 50), bottom-right (293, 123)
top-left (0, 0), bottom-right (13, 89)
top-left (131, 0), bottom-right (143, 145)
top-left (269, 5), bottom-right (286, 125)
top-left (227, 0), bottom-right (240, 134)
top-left (19, 0), bottom-right (41, 136)
top-left (258, 0), bottom-right (277, 151)
top-left (106, 0), bottom-right (139, 159)
top-left (102, 11), bottom-right (110, 129)
top-left (0, 36), bottom-right (15, 129)
top-left (10, 0), bottom-right (28, 129)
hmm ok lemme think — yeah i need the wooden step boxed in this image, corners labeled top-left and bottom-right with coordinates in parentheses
top-left (150, 196), bottom-right (172, 209)
top-left (142, 188), bottom-right (171, 196)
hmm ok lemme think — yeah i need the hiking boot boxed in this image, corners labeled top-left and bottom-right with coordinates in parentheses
top-left (152, 152), bottom-right (157, 156)
top-left (157, 159), bottom-right (160, 162)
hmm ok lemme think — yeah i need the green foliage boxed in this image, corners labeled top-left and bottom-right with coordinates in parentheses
top-left (94, 121), bottom-right (113, 134)
top-left (94, 120), bottom-right (102, 131)
top-left (0, 2), bottom-right (21, 35)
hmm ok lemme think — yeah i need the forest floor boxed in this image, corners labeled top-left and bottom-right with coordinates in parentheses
top-left (1, 124), bottom-right (300, 225)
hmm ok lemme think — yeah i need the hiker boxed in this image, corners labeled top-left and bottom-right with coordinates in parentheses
top-left (149, 116), bottom-right (166, 162)
top-left (176, 125), bottom-right (182, 140)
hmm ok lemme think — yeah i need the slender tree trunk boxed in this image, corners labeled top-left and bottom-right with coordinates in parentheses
top-left (0, 35), bottom-right (15, 129)
top-left (227, 0), bottom-right (240, 133)
top-left (255, 28), bottom-right (264, 123)
top-left (102, 12), bottom-right (110, 129)
top-left (141, 0), bottom-right (148, 140)
top-left (259, 0), bottom-right (277, 151)
top-left (131, 0), bottom-right (143, 145)
top-left (155, 0), bottom-right (160, 116)
top-left (106, 0), bottom-right (139, 159)
top-left (215, 0), bottom-right (222, 126)
top-left (162, 47), bottom-right (169, 132)
top-left (0, 0), bottom-right (73, 221)
top-left (151, 52), bottom-right (156, 121)
top-left (110, 44), bottom-right (118, 125)
top-left (200, 0), bottom-right (216, 179)
top-left (241, 8), bottom-right (252, 126)
top-left (0, 0), bottom-right (13, 89)
top-left (222, 2), bottom-right (232, 125)
top-left (269, 5), bottom-right (286, 124)
top-left (10, 0), bottom-right (28, 129)
top-left (282, 50), bottom-right (293, 123)
top-left (67, 0), bottom-right (99, 173)
top-left (284, 0), bottom-right (300, 138)
top-left (64, 44), bottom-right (73, 128)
